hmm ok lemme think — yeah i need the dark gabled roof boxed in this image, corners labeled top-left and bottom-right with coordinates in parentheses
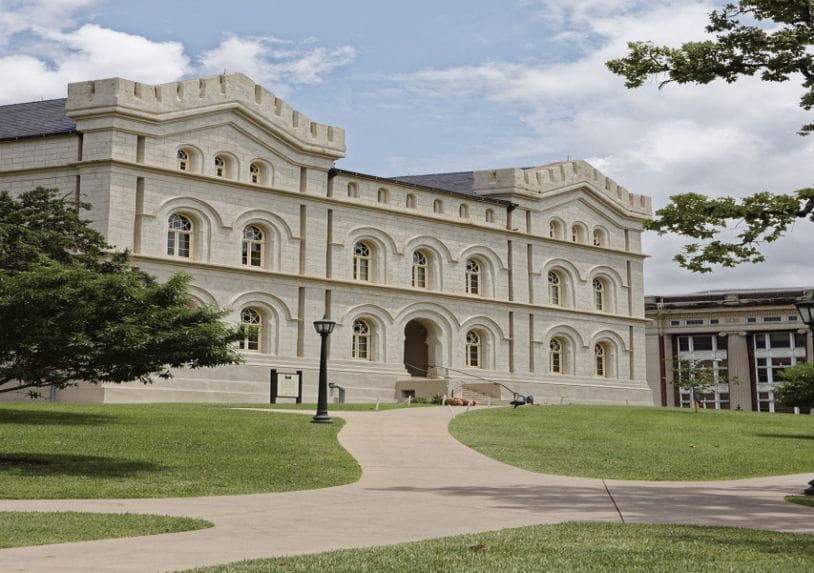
top-left (0, 98), bottom-right (76, 141)
top-left (330, 168), bottom-right (512, 205)
top-left (390, 171), bottom-right (475, 196)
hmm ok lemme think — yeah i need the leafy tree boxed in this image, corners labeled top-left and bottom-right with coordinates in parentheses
top-left (775, 362), bottom-right (814, 410)
top-left (671, 359), bottom-right (737, 412)
top-left (606, 1), bottom-right (814, 272)
top-left (0, 188), bottom-right (242, 397)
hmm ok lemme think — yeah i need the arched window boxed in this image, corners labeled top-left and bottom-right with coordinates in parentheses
top-left (214, 155), bottom-right (226, 178)
top-left (242, 225), bottom-right (264, 267)
top-left (548, 271), bottom-right (562, 305)
top-left (249, 162), bottom-right (269, 185)
top-left (177, 149), bottom-right (190, 171)
top-left (571, 224), bottom-right (583, 243)
top-left (347, 182), bottom-right (358, 198)
top-left (459, 204), bottom-right (469, 218)
top-left (406, 194), bottom-right (416, 209)
top-left (595, 343), bottom-right (607, 377)
top-left (240, 308), bottom-right (262, 351)
top-left (593, 278), bottom-right (606, 311)
top-left (412, 250), bottom-right (428, 288)
top-left (465, 259), bottom-right (481, 295)
top-left (167, 213), bottom-right (192, 258)
top-left (433, 199), bottom-right (443, 214)
top-left (592, 228), bottom-right (605, 247)
top-left (466, 330), bottom-right (481, 368)
top-left (549, 219), bottom-right (565, 239)
top-left (352, 319), bottom-right (371, 360)
top-left (377, 188), bottom-right (388, 203)
top-left (550, 338), bottom-right (564, 374)
top-left (485, 209), bottom-right (494, 223)
top-left (353, 242), bottom-right (371, 281)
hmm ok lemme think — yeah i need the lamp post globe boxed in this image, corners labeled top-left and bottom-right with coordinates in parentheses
top-left (312, 317), bottom-right (336, 424)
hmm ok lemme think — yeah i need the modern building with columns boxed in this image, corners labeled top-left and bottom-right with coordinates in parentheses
top-left (645, 288), bottom-right (814, 412)
top-left (0, 73), bottom-right (654, 404)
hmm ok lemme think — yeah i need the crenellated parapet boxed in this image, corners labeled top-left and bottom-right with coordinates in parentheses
top-left (472, 160), bottom-right (651, 217)
top-left (66, 73), bottom-right (346, 158)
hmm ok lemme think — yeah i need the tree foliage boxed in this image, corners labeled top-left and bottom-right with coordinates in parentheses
top-left (774, 362), bottom-right (814, 409)
top-left (671, 359), bottom-right (737, 412)
top-left (0, 188), bottom-right (242, 397)
top-left (606, 1), bottom-right (814, 272)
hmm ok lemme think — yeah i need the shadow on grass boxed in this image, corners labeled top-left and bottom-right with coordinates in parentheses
top-left (754, 433), bottom-right (814, 441)
top-left (0, 453), bottom-right (162, 478)
top-left (0, 409), bottom-right (114, 426)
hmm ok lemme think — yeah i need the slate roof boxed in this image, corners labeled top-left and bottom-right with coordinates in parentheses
top-left (0, 98), bottom-right (75, 141)
top-left (390, 171), bottom-right (475, 196)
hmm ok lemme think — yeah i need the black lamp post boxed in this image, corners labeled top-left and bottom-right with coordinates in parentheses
top-left (793, 297), bottom-right (814, 495)
top-left (312, 316), bottom-right (336, 424)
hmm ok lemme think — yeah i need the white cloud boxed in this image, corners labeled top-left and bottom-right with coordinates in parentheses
top-left (0, 3), bottom-right (355, 103)
top-left (397, 0), bottom-right (814, 293)
top-left (197, 36), bottom-right (356, 95)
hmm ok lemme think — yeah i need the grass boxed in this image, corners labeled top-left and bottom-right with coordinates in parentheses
top-left (183, 522), bottom-right (814, 573)
top-left (449, 405), bottom-right (814, 480)
top-left (239, 402), bottom-right (437, 411)
top-left (786, 495), bottom-right (814, 508)
top-left (0, 511), bottom-right (212, 549)
top-left (0, 403), bottom-right (360, 499)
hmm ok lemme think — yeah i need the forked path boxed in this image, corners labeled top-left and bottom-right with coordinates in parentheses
top-left (0, 407), bottom-right (811, 572)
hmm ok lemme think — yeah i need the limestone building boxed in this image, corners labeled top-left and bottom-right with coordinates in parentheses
top-left (0, 73), bottom-right (653, 404)
top-left (645, 289), bottom-right (814, 412)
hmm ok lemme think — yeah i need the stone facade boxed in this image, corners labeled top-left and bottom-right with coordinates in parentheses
top-left (645, 289), bottom-right (813, 412)
top-left (0, 73), bottom-right (654, 404)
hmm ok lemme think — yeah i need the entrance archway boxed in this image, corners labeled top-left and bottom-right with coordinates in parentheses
top-left (404, 320), bottom-right (429, 377)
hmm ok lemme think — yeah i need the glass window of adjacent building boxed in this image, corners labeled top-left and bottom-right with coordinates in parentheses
top-left (752, 331), bottom-right (807, 412)
top-left (675, 334), bottom-right (729, 410)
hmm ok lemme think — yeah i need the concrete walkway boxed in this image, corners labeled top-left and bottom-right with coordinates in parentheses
top-left (0, 406), bottom-right (811, 572)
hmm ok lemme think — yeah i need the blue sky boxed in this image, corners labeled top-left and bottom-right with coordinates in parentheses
top-left (1, 0), bottom-right (813, 294)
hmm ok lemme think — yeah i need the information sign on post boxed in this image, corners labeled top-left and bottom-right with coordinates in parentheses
top-left (269, 369), bottom-right (303, 404)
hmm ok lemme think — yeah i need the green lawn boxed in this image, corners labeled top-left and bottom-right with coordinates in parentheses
top-left (241, 402), bottom-right (437, 411)
top-left (0, 404), bottom-right (360, 499)
top-left (0, 511), bottom-right (211, 549)
top-left (449, 405), bottom-right (814, 480)
top-left (786, 495), bottom-right (814, 508)
top-left (183, 522), bottom-right (814, 573)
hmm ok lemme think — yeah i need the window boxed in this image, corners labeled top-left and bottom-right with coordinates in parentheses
top-left (352, 319), bottom-right (370, 360)
top-left (466, 330), bottom-right (481, 368)
top-left (353, 242), bottom-right (371, 281)
top-left (214, 155), bottom-right (226, 177)
top-left (549, 220), bottom-right (562, 239)
top-left (485, 209), bottom-right (494, 223)
top-left (412, 251), bottom-right (428, 288)
top-left (763, 316), bottom-right (782, 322)
top-left (465, 259), bottom-right (481, 295)
top-left (747, 317), bottom-right (757, 323)
top-left (571, 224), bottom-right (585, 243)
top-left (592, 229), bottom-right (605, 247)
top-left (459, 204), bottom-right (469, 218)
top-left (433, 199), bottom-right (443, 214)
top-left (595, 344), bottom-right (606, 377)
top-left (249, 162), bottom-right (268, 185)
top-left (167, 213), bottom-right (192, 257)
top-left (347, 182), bottom-right (358, 198)
top-left (177, 149), bottom-right (190, 171)
top-left (239, 308), bottom-right (262, 351)
top-left (377, 188), bottom-right (388, 203)
top-left (406, 194), bottom-right (416, 208)
top-left (686, 319), bottom-right (704, 326)
top-left (710, 319), bottom-right (720, 325)
top-left (676, 334), bottom-right (730, 410)
top-left (548, 272), bottom-right (561, 305)
top-left (670, 320), bottom-right (681, 326)
top-left (242, 225), bottom-right (264, 267)
top-left (592, 278), bottom-right (606, 311)
top-left (788, 315), bottom-right (799, 321)
top-left (753, 331), bottom-right (806, 387)
top-left (550, 339), bottom-right (563, 374)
